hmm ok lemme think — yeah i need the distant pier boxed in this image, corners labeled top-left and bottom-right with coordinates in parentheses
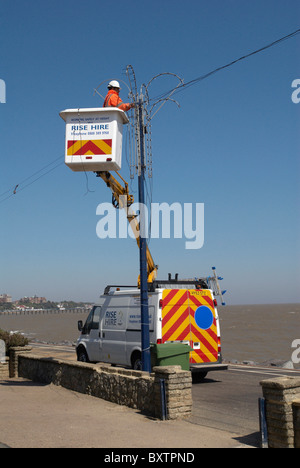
top-left (0, 308), bottom-right (88, 316)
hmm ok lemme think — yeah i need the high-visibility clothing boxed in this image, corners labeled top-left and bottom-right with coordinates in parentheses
top-left (103, 90), bottom-right (132, 112)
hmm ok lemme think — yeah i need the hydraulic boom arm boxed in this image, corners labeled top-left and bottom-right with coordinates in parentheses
top-left (95, 171), bottom-right (158, 285)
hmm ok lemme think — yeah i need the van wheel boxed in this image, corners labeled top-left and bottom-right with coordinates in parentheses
top-left (77, 347), bottom-right (89, 363)
top-left (192, 371), bottom-right (208, 383)
top-left (131, 352), bottom-right (142, 370)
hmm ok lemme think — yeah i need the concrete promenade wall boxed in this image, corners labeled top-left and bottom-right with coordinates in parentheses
top-left (15, 351), bottom-right (192, 420)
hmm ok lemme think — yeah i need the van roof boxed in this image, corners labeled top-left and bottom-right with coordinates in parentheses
top-left (102, 288), bottom-right (162, 297)
top-left (103, 277), bottom-right (209, 296)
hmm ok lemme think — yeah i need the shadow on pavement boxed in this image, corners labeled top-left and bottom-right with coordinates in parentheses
top-left (233, 432), bottom-right (261, 448)
top-left (0, 379), bottom-right (47, 388)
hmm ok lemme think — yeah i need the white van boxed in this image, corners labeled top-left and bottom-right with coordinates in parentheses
top-left (76, 280), bottom-right (227, 376)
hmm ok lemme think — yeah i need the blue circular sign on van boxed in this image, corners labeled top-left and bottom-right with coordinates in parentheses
top-left (194, 306), bottom-right (214, 330)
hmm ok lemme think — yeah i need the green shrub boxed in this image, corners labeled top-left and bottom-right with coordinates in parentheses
top-left (0, 329), bottom-right (29, 354)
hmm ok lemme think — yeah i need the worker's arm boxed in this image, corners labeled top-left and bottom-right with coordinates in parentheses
top-left (109, 93), bottom-right (133, 112)
top-left (118, 102), bottom-right (134, 112)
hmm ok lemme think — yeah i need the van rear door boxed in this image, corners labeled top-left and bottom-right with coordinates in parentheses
top-left (161, 289), bottom-right (218, 364)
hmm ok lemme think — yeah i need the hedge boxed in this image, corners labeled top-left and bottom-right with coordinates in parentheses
top-left (0, 329), bottom-right (29, 354)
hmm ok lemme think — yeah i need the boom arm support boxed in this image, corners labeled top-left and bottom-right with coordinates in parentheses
top-left (95, 171), bottom-right (158, 285)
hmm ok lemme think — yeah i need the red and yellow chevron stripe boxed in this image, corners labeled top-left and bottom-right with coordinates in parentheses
top-left (162, 289), bottom-right (218, 364)
top-left (67, 139), bottom-right (112, 156)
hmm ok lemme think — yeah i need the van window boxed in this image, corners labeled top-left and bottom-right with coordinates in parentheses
top-left (91, 306), bottom-right (101, 329)
top-left (83, 306), bottom-right (101, 334)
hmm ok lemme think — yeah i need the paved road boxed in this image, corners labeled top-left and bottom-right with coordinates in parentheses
top-left (29, 342), bottom-right (77, 360)
top-left (190, 364), bottom-right (300, 447)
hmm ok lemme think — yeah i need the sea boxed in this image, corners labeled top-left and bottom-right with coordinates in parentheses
top-left (0, 303), bottom-right (299, 368)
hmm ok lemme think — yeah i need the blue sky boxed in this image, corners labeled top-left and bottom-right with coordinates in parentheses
top-left (0, 0), bottom-right (299, 304)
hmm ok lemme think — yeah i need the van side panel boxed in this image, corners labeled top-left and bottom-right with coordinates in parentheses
top-left (125, 303), bottom-right (156, 364)
top-left (99, 292), bottom-right (159, 367)
top-left (161, 289), bottom-right (218, 364)
top-left (100, 295), bottom-right (129, 365)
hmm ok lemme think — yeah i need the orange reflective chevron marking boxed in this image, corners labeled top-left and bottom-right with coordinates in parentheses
top-left (67, 139), bottom-right (112, 156)
top-left (162, 289), bottom-right (218, 364)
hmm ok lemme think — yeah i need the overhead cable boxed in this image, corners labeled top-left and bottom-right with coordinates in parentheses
top-left (0, 156), bottom-right (64, 205)
top-left (150, 28), bottom-right (300, 102)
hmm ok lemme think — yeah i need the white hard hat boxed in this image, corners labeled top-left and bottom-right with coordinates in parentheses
top-left (108, 80), bottom-right (121, 89)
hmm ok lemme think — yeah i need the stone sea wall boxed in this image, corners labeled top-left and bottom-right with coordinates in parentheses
top-left (15, 351), bottom-right (192, 420)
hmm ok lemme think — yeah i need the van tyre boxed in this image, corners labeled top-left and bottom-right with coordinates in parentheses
top-left (192, 371), bottom-right (208, 383)
top-left (77, 347), bottom-right (89, 363)
top-left (131, 352), bottom-right (142, 371)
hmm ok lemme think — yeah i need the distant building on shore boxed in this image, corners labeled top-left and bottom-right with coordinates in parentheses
top-left (17, 296), bottom-right (47, 305)
top-left (0, 294), bottom-right (12, 304)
